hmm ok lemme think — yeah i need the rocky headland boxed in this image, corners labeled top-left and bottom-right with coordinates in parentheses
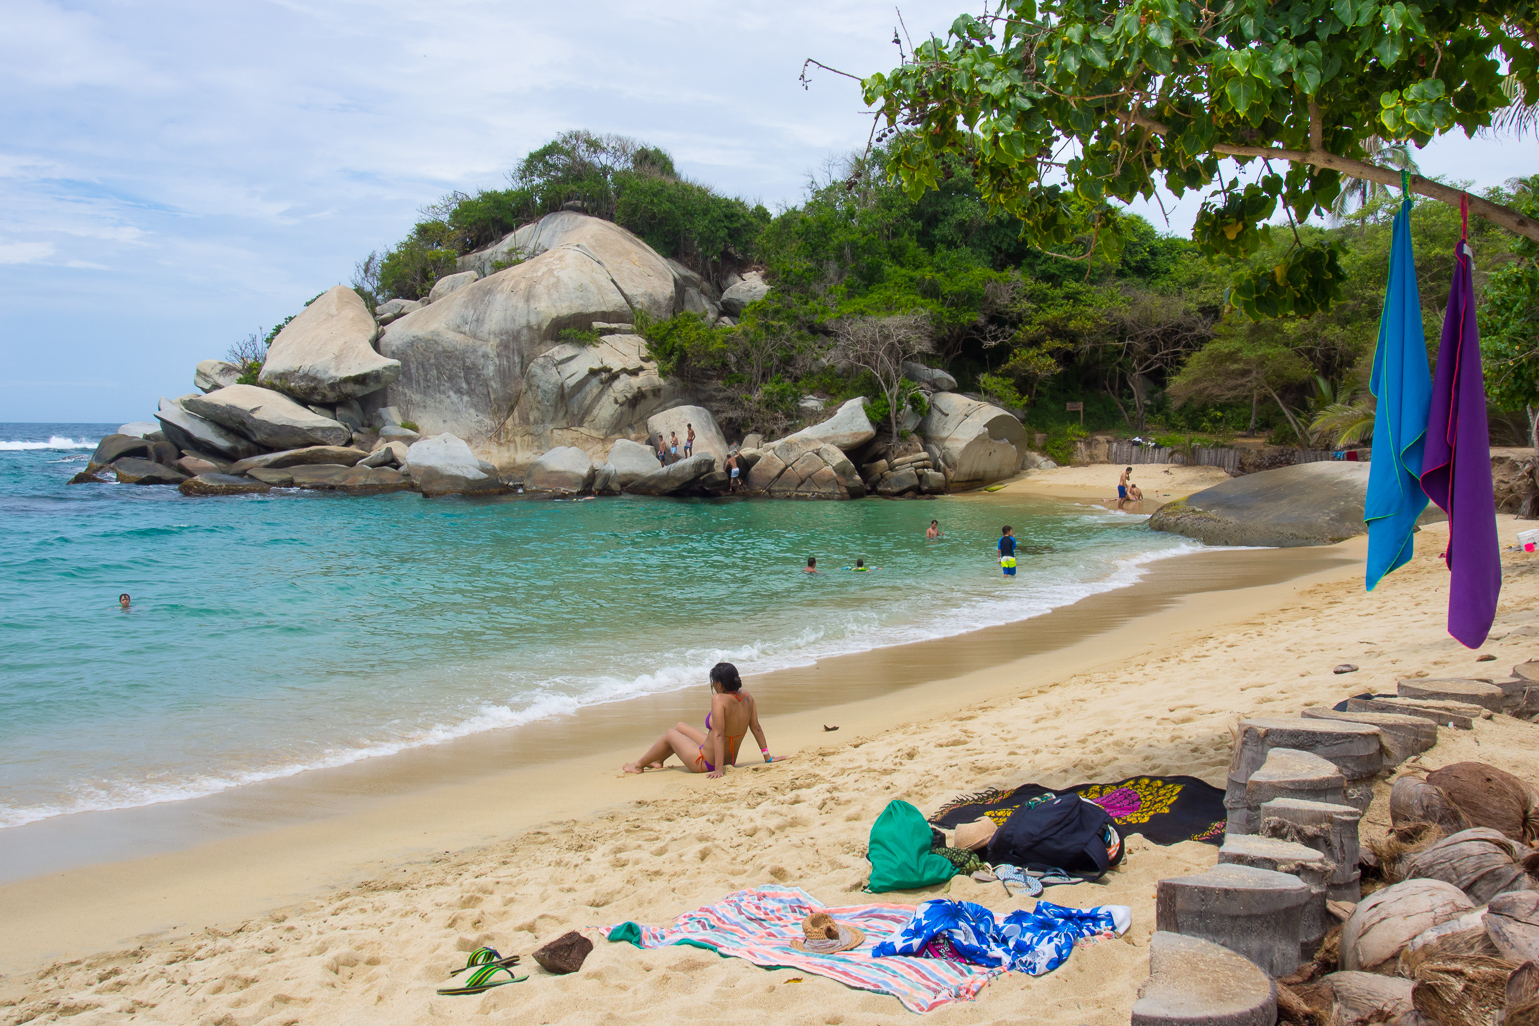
top-left (74, 212), bottom-right (1037, 501)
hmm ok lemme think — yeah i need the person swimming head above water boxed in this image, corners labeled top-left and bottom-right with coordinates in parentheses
top-left (805, 556), bottom-right (819, 573)
top-left (119, 593), bottom-right (130, 610)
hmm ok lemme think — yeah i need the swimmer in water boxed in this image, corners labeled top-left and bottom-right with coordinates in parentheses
top-left (804, 556), bottom-right (819, 574)
top-left (926, 519), bottom-right (941, 540)
top-left (851, 558), bottom-right (877, 572)
top-left (119, 593), bottom-right (131, 610)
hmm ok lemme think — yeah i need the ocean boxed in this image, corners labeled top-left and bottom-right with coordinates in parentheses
top-left (0, 422), bottom-right (1208, 832)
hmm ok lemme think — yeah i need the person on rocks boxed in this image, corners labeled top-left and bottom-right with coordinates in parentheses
top-left (726, 452), bottom-right (741, 492)
top-left (623, 662), bottom-right (779, 779)
top-left (655, 435), bottom-right (668, 465)
top-left (998, 526), bottom-right (1017, 577)
top-left (685, 424), bottom-right (695, 458)
top-left (669, 432), bottom-right (681, 463)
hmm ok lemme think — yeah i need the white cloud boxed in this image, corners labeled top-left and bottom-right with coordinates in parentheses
top-left (0, 241), bottom-right (55, 264)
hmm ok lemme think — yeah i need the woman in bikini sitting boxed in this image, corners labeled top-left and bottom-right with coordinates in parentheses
top-left (623, 662), bottom-right (778, 779)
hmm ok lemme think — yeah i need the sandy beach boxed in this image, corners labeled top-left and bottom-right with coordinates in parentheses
top-left (3, 514), bottom-right (1537, 1025)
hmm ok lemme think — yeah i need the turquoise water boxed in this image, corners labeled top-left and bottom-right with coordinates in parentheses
top-left (0, 423), bottom-right (1205, 830)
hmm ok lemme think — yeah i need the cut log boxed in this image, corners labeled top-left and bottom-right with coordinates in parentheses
top-left (1398, 678), bottom-right (1510, 712)
top-left (1156, 863), bottom-right (1312, 977)
top-left (1245, 749), bottom-right (1348, 831)
top-left (1261, 798), bottom-right (1363, 900)
top-left (1340, 878), bottom-right (1475, 973)
top-left (1301, 707), bottom-right (1437, 766)
top-left (1220, 834), bottom-right (1332, 959)
top-left (1131, 931), bottom-right (1278, 1026)
top-left (1226, 718), bottom-right (1380, 833)
top-left (1426, 762), bottom-right (1539, 843)
top-left (1346, 696), bottom-right (1481, 729)
top-left (1513, 661), bottom-right (1539, 685)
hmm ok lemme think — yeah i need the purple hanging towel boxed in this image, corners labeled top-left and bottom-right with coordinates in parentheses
top-left (1419, 198), bottom-right (1501, 648)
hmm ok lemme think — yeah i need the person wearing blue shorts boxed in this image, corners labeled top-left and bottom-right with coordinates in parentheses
top-left (998, 526), bottom-right (1017, 577)
top-left (1117, 466), bottom-right (1131, 510)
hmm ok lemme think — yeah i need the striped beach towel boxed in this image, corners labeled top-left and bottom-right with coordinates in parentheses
top-left (608, 886), bottom-right (1000, 1013)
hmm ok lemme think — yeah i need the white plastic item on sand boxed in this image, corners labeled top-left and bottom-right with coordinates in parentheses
top-left (1518, 528), bottom-right (1539, 553)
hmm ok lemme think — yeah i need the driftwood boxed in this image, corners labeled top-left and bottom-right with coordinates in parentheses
top-left (1410, 955), bottom-right (1520, 1026)
top-left (1390, 774), bottom-right (1470, 835)
top-left (1341, 878), bottom-right (1475, 972)
top-left (1426, 763), bottom-right (1539, 843)
top-left (1401, 827), bottom-right (1539, 904)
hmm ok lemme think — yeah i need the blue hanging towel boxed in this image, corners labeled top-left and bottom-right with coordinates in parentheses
top-left (1364, 188), bottom-right (1431, 590)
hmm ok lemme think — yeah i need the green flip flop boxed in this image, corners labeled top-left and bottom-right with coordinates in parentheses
top-left (463, 946), bottom-right (521, 970)
top-left (437, 962), bottom-right (528, 995)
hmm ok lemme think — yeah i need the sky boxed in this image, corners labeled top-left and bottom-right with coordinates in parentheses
top-left (1, 0), bottom-right (1536, 424)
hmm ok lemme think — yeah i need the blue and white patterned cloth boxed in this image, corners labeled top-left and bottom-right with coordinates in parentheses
top-left (872, 898), bottom-right (1131, 976)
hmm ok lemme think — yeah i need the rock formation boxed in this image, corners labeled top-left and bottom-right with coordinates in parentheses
top-left (258, 286), bottom-right (402, 404)
top-left (185, 384), bottom-right (352, 450)
top-left (918, 393), bottom-right (1026, 489)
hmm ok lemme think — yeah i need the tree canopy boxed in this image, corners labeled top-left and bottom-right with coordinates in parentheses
top-left (857, 0), bottom-right (1539, 319)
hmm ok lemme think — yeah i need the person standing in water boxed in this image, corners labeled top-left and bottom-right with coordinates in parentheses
top-left (804, 557), bottom-right (819, 574)
top-left (623, 662), bottom-right (777, 779)
top-left (998, 526), bottom-right (1018, 577)
top-left (926, 519), bottom-right (942, 540)
top-left (684, 424), bottom-right (695, 458)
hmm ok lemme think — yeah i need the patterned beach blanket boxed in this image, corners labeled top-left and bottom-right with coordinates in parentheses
top-left (930, 775), bottom-right (1226, 846)
top-left (608, 886), bottom-right (1000, 1013)
top-left (873, 898), bottom-right (1129, 975)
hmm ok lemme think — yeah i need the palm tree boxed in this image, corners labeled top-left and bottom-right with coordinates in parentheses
top-left (1485, 75), bottom-right (1539, 140)
top-left (1310, 392), bottom-right (1376, 447)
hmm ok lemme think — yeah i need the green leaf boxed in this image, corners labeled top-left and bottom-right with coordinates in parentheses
top-left (1226, 76), bottom-right (1259, 113)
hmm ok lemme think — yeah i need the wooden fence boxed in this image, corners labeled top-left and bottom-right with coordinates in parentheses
top-left (1103, 440), bottom-right (1359, 475)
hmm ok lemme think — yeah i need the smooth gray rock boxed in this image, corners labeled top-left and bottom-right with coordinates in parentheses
top-left (289, 464), bottom-right (411, 493)
top-left (155, 397), bottom-right (262, 461)
top-left (1260, 798), bottom-right (1363, 900)
top-left (921, 470), bottom-right (948, 494)
top-left (386, 213), bottom-right (679, 445)
top-left (1131, 931), bottom-right (1277, 1026)
top-left (903, 360), bottom-right (958, 392)
top-left (115, 421), bottom-right (161, 438)
top-left (525, 446), bottom-right (596, 493)
top-left (90, 434), bottom-right (155, 467)
top-left (740, 433), bottom-right (763, 450)
top-left (877, 467), bottom-right (921, 496)
top-left (744, 438), bottom-right (864, 499)
top-left (1151, 462), bottom-right (1443, 547)
top-left (608, 438), bottom-right (663, 487)
top-left (374, 299), bottom-right (421, 326)
top-left (174, 456), bottom-right (224, 477)
top-left (332, 398), bottom-right (366, 434)
top-left (593, 463), bottom-right (621, 495)
top-left (1156, 863), bottom-right (1311, 977)
top-left (259, 286), bottom-right (400, 403)
top-left (185, 384), bottom-right (351, 450)
top-left (626, 453), bottom-right (716, 496)
top-left (246, 468), bottom-right (294, 487)
top-left (1397, 677), bottom-right (1508, 712)
top-left (356, 446), bottom-right (392, 468)
top-left (194, 359), bottom-right (242, 393)
top-left (403, 433), bottom-right (501, 498)
top-left (1220, 834), bottom-right (1332, 958)
top-left (374, 405), bottom-right (402, 428)
top-left (178, 473), bottom-right (271, 496)
top-left (379, 424), bottom-right (421, 444)
top-left (229, 446), bottom-right (369, 475)
top-left (782, 397), bottom-right (876, 453)
top-left (1300, 707), bottom-right (1437, 766)
top-left (515, 335), bottom-right (678, 438)
top-left (648, 405), bottom-right (728, 463)
top-left (425, 270), bottom-right (479, 304)
top-left (917, 392), bottom-right (1024, 489)
top-left (719, 274), bottom-right (770, 316)
top-left (112, 458), bottom-right (187, 485)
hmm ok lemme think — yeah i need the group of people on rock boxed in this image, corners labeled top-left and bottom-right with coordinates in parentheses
top-left (654, 424), bottom-right (696, 466)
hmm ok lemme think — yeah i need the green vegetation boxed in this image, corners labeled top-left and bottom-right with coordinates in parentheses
top-left (1479, 177), bottom-right (1539, 453)
top-left (399, 420), bottom-right (419, 432)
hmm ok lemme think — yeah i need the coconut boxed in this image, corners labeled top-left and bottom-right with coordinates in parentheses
top-left (1369, 822), bottom-right (1447, 885)
top-left (1319, 971), bottom-right (1414, 1024)
top-left (1397, 910), bottom-right (1498, 975)
top-left (1410, 955), bottom-right (1520, 1026)
top-left (1486, 891), bottom-right (1539, 963)
top-left (1509, 962), bottom-right (1539, 1026)
top-left (1390, 773), bottom-right (1470, 834)
top-left (1401, 827), bottom-right (1539, 904)
top-left (1341, 878), bottom-right (1475, 973)
top-left (1426, 762), bottom-right (1539, 843)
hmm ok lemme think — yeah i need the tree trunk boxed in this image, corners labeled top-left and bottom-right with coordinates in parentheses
top-left (1248, 390), bottom-right (1260, 436)
top-left (1529, 405), bottom-right (1538, 462)
top-left (1263, 384), bottom-right (1311, 445)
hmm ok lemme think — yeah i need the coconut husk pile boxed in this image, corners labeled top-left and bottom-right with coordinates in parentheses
top-left (1410, 955), bottom-right (1520, 1026)
top-left (1399, 911), bottom-right (1501, 976)
top-left (1342, 879), bottom-right (1476, 972)
top-left (1391, 774), bottom-right (1470, 836)
top-left (1508, 962), bottom-right (1539, 1026)
top-left (1425, 763), bottom-right (1539, 844)
top-left (1369, 822), bottom-right (1448, 885)
top-left (1400, 828), bottom-right (1539, 904)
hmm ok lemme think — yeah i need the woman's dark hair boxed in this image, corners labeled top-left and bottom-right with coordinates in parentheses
top-left (710, 662), bottom-right (743, 692)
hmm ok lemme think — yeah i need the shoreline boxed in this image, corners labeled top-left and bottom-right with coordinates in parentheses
top-left (0, 539), bottom-right (1356, 975)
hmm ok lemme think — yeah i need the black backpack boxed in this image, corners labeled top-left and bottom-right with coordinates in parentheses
top-left (986, 794), bottom-right (1124, 881)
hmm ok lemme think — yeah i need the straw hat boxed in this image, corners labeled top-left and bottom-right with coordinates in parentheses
top-left (953, 818), bottom-right (998, 852)
top-left (790, 912), bottom-right (865, 954)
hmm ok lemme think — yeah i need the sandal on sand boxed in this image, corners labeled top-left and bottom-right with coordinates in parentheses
top-left (437, 963), bottom-right (528, 995)
top-left (463, 946), bottom-right (521, 971)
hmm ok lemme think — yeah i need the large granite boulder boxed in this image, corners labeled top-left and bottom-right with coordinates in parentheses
top-left (903, 361), bottom-right (958, 392)
top-left (89, 434), bottom-right (155, 467)
top-left (179, 474), bottom-right (272, 497)
top-left (425, 270), bottom-right (479, 304)
top-left (184, 384), bottom-right (351, 450)
top-left (1149, 462), bottom-right (1441, 547)
top-left (917, 392), bottom-right (1025, 489)
top-left (513, 335), bottom-right (679, 437)
top-left (647, 405), bottom-right (727, 462)
top-left (115, 421), bottom-right (160, 438)
top-left (719, 274), bottom-right (770, 316)
top-left (626, 453), bottom-right (716, 496)
top-left (112, 458), bottom-right (187, 485)
top-left (669, 259), bottom-right (721, 322)
top-left (743, 437), bottom-right (864, 499)
top-left (403, 433), bottom-right (502, 497)
top-left (258, 286), bottom-right (401, 404)
top-left (195, 359), bottom-right (242, 393)
top-left (607, 438), bottom-right (663, 487)
top-left (525, 446), bottom-right (596, 493)
top-left (155, 396), bottom-right (262, 461)
top-left (374, 298), bottom-right (421, 325)
top-left (229, 446), bottom-right (369, 475)
top-left (782, 397), bottom-right (876, 453)
top-left (379, 212), bottom-right (682, 447)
